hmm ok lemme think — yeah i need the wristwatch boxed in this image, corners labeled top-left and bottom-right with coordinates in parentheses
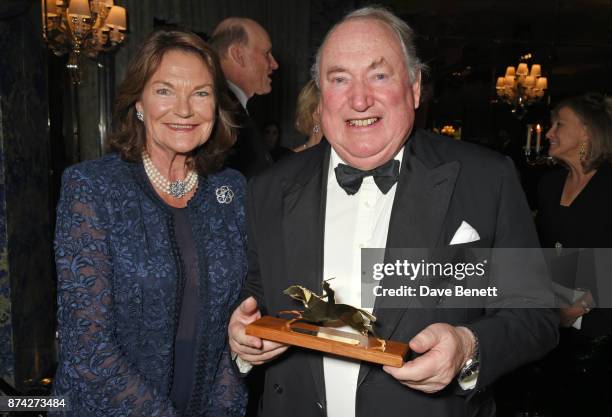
top-left (457, 332), bottom-right (480, 388)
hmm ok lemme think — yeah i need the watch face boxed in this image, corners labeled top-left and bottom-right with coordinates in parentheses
top-left (459, 361), bottom-right (480, 383)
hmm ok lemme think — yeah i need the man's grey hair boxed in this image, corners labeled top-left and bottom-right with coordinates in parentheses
top-left (209, 20), bottom-right (249, 58)
top-left (311, 6), bottom-right (426, 86)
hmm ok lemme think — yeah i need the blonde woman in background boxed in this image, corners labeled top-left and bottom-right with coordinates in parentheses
top-left (532, 92), bottom-right (612, 417)
top-left (293, 80), bottom-right (323, 152)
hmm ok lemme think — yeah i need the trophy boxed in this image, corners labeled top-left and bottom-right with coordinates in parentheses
top-left (245, 280), bottom-right (409, 367)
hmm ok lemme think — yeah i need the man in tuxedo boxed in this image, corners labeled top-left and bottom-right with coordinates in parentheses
top-left (229, 6), bottom-right (558, 417)
top-left (210, 18), bottom-right (278, 177)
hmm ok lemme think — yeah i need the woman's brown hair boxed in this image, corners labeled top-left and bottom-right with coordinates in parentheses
top-left (108, 29), bottom-right (237, 174)
top-left (552, 92), bottom-right (612, 172)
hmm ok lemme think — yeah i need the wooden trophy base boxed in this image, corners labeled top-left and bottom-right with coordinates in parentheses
top-left (246, 316), bottom-right (409, 367)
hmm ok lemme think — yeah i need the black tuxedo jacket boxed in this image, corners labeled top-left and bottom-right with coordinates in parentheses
top-left (243, 129), bottom-right (558, 417)
top-left (225, 93), bottom-right (273, 179)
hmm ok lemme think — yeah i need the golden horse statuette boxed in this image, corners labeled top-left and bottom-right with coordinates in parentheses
top-left (245, 279), bottom-right (411, 367)
top-left (281, 280), bottom-right (386, 351)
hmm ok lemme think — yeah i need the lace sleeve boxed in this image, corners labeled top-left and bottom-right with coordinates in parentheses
top-left (205, 343), bottom-right (247, 417)
top-left (54, 168), bottom-right (177, 417)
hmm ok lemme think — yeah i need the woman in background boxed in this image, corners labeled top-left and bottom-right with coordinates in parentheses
top-left (538, 92), bottom-right (612, 250)
top-left (536, 92), bottom-right (612, 417)
top-left (52, 29), bottom-right (247, 416)
top-left (293, 79), bottom-right (323, 152)
top-left (262, 121), bottom-right (292, 161)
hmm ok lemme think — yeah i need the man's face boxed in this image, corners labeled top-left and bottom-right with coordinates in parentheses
top-left (243, 23), bottom-right (278, 96)
top-left (319, 18), bottom-right (421, 170)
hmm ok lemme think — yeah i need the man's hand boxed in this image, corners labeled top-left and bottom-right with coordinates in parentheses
top-left (382, 323), bottom-right (475, 393)
top-left (228, 296), bottom-right (289, 365)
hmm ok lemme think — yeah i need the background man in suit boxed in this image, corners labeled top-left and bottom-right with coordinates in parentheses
top-left (229, 6), bottom-right (558, 417)
top-left (210, 18), bottom-right (278, 177)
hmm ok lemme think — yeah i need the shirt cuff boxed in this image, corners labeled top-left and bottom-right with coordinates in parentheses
top-left (572, 315), bottom-right (583, 330)
top-left (231, 351), bottom-right (254, 374)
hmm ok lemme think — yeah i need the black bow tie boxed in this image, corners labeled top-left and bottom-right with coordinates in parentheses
top-left (334, 159), bottom-right (400, 195)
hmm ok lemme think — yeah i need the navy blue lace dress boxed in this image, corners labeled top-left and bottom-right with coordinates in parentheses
top-left (51, 153), bottom-right (248, 417)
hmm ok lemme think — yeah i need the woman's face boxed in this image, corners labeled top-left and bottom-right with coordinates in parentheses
top-left (263, 124), bottom-right (280, 147)
top-left (546, 106), bottom-right (588, 164)
top-left (136, 50), bottom-right (216, 158)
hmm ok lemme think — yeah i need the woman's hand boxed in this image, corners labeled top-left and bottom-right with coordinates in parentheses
top-left (560, 290), bottom-right (594, 327)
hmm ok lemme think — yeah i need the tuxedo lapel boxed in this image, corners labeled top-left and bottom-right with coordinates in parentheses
top-left (358, 133), bottom-right (461, 387)
top-left (280, 143), bottom-right (330, 403)
top-left (281, 151), bottom-right (329, 290)
top-left (386, 141), bottom-right (461, 251)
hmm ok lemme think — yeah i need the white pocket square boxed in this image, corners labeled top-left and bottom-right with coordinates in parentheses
top-left (449, 221), bottom-right (480, 245)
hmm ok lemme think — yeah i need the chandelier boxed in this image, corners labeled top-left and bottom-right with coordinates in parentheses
top-left (41, 0), bottom-right (127, 84)
top-left (495, 57), bottom-right (548, 118)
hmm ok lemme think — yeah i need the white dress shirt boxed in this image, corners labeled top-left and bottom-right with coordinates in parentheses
top-left (323, 148), bottom-right (403, 417)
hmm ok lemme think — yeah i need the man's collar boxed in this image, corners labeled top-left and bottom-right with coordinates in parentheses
top-left (329, 146), bottom-right (405, 170)
top-left (227, 81), bottom-right (249, 111)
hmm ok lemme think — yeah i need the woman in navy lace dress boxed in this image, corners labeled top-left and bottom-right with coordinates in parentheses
top-left (52, 30), bottom-right (247, 416)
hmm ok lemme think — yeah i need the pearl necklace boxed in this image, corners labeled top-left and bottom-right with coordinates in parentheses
top-left (142, 152), bottom-right (198, 199)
